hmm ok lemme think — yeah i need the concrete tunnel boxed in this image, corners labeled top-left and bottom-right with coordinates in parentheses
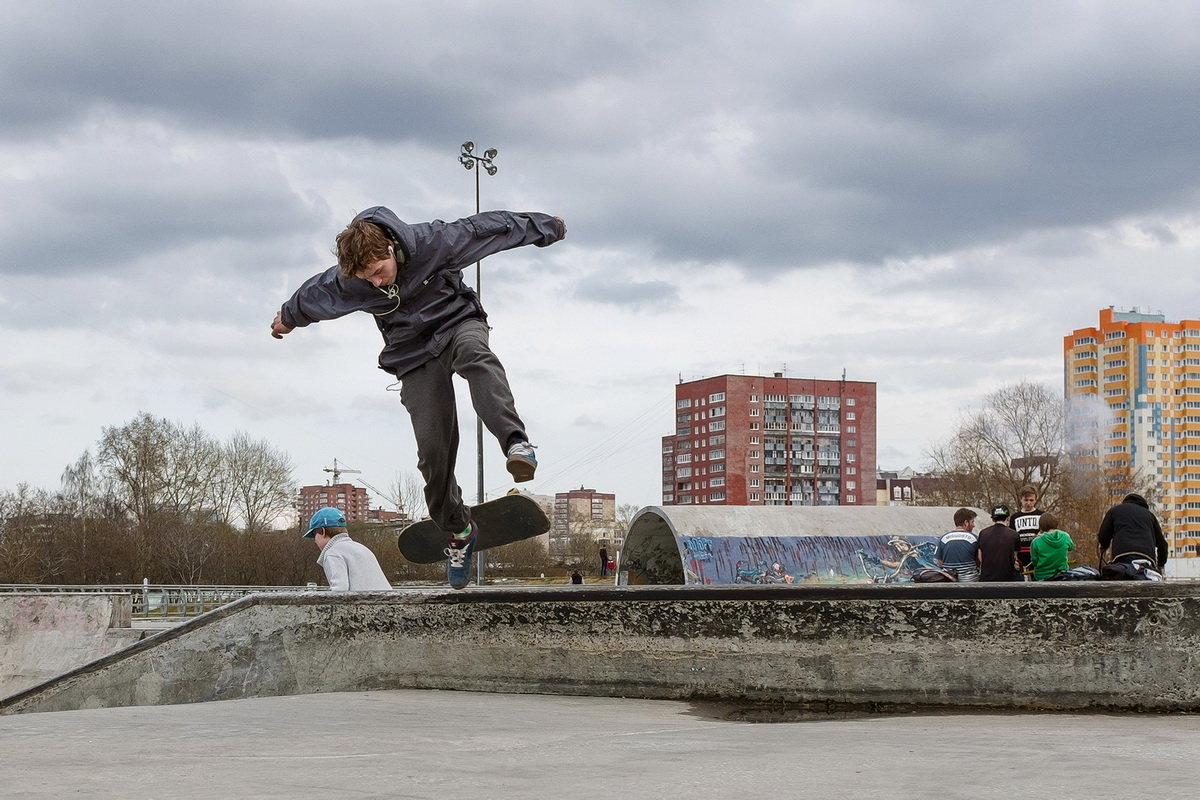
top-left (618, 505), bottom-right (975, 585)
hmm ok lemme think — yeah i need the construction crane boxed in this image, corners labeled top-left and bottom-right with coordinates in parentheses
top-left (323, 458), bottom-right (361, 485)
top-left (355, 477), bottom-right (404, 513)
top-left (323, 458), bottom-right (404, 513)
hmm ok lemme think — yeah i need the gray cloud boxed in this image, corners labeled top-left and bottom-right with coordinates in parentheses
top-left (3, 1), bottom-right (1197, 279)
top-left (572, 272), bottom-right (681, 312)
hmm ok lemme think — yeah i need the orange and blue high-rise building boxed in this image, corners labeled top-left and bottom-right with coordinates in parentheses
top-left (1065, 307), bottom-right (1200, 562)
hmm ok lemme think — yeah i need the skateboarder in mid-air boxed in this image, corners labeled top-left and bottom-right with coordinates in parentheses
top-left (271, 206), bottom-right (567, 589)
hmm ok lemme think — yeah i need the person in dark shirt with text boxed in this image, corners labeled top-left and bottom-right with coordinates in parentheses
top-left (1009, 486), bottom-right (1044, 579)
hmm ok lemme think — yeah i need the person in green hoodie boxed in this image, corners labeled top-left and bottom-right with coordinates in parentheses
top-left (1029, 513), bottom-right (1075, 580)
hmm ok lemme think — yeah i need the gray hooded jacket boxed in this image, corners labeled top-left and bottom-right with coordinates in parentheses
top-left (279, 206), bottom-right (564, 377)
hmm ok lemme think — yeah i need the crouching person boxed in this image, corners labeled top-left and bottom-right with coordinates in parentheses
top-left (304, 507), bottom-right (392, 591)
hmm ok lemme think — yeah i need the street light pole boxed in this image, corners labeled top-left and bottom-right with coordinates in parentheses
top-left (458, 141), bottom-right (498, 585)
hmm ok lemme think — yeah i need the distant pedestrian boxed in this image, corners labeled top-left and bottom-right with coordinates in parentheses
top-left (936, 508), bottom-right (980, 582)
top-left (1009, 486), bottom-right (1044, 579)
top-left (1029, 513), bottom-right (1075, 580)
top-left (599, 547), bottom-right (609, 577)
top-left (304, 507), bottom-right (391, 591)
top-left (1098, 493), bottom-right (1169, 572)
top-left (570, 570), bottom-right (584, 585)
top-left (977, 505), bottom-right (1022, 581)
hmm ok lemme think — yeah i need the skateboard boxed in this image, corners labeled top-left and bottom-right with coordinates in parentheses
top-left (397, 493), bottom-right (550, 564)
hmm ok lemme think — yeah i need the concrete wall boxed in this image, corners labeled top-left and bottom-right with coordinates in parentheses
top-left (0, 593), bottom-right (143, 698)
top-left (3, 582), bottom-right (1199, 715)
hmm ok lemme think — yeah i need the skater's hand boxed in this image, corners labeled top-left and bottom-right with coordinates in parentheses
top-left (270, 312), bottom-right (293, 339)
top-left (553, 216), bottom-right (567, 239)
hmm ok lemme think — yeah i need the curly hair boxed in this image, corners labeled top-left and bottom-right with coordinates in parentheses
top-left (335, 219), bottom-right (394, 278)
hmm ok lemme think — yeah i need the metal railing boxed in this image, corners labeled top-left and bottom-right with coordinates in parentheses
top-left (0, 583), bottom-right (326, 618)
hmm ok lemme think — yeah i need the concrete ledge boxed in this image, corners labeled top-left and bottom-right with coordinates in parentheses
top-left (3, 583), bottom-right (1198, 715)
top-left (0, 593), bottom-right (145, 698)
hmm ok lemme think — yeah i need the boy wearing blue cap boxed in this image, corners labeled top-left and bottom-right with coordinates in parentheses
top-left (304, 507), bottom-right (392, 591)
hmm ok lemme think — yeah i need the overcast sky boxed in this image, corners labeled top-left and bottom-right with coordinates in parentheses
top-left (2, 1), bottom-right (1199, 517)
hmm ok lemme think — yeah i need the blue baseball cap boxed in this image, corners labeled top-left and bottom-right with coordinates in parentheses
top-left (304, 506), bottom-right (346, 538)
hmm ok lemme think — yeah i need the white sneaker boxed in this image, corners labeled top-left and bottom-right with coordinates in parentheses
top-left (505, 441), bottom-right (537, 482)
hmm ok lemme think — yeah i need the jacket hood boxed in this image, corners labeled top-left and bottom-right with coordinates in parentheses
top-left (1041, 529), bottom-right (1070, 544)
top-left (1123, 493), bottom-right (1149, 509)
top-left (354, 206), bottom-right (415, 260)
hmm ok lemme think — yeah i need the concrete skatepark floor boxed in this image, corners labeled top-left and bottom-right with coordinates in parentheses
top-left (2, 689), bottom-right (1197, 799)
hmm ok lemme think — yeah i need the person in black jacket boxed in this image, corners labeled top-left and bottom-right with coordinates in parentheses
top-left (1097, 493), bottom-right (1169, 571)
top-left (271, 206), bottom-right (566, 589)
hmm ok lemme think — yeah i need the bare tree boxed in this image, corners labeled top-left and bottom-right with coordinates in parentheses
top-left (923, 381), bottom-right (1065, 510)
top-left (222, 432), bottom-right (295, 533)
top-left (555, 516), bottom-right (606, 571)
top-left (391, 471), bottom-right (427, 523)
top-left (97, 412), bottom-right (224, 523)
top-left (615, 502), bottom-right (640, 548)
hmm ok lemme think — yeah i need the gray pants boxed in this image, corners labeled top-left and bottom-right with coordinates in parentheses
top-left (398, 319), bottom-right (526, 534)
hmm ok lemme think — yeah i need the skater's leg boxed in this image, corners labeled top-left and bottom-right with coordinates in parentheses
top-left (447, 320), bottom-right (538, 481)
top-left (398, 358), bottom-right (470, 535)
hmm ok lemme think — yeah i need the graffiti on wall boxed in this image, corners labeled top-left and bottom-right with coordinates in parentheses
top-left (678, 534), bottom-right (942, 585)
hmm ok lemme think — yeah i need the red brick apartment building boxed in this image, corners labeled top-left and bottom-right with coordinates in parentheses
top-left (296, 483), bottom-right (371, 525)
top-left (662, 373), bottom-right (877, 506)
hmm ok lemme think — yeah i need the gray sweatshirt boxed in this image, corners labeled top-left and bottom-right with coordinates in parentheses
top-left (316, 533), bottom-right (391, 591)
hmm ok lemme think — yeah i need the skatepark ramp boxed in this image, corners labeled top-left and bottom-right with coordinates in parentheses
top-left (4, 583), bottom-right (1200, 715)
top-left (619, 505), bottom-right (972, 585)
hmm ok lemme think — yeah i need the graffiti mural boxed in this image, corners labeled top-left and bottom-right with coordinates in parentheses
top-left (675, 534), bottom-right (942, 585)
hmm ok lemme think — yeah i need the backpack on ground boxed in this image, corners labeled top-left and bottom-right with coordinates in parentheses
top-left (911, 568), bottom-right (957, 583)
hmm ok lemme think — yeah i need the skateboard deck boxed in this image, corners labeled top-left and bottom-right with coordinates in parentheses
top-left (397, 493), bottom-right (550, 564)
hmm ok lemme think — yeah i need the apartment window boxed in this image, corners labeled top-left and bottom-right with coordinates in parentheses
top-left (709, 392), bottom-right (726, 402)
top-left (749, 493), bottom-right (760, 501)
top-left (676, 399), bottom-right (692, 409)
top-left (749, 408), bottom-right (761, 416)
top-left (848, 495), bottom-right (856, 503)
top-left (846, 398), bottom-right (856, 406)
top-left (750, 479), bottom-right (760, 488)
top-left (709, 406), bottom-right (726, 418)
top-left (710, 420), bottom-right (725, 431)
top-left (750, 465), bottom-right (760, 473)
top-left (846, 412), bottom-right (856, 420)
